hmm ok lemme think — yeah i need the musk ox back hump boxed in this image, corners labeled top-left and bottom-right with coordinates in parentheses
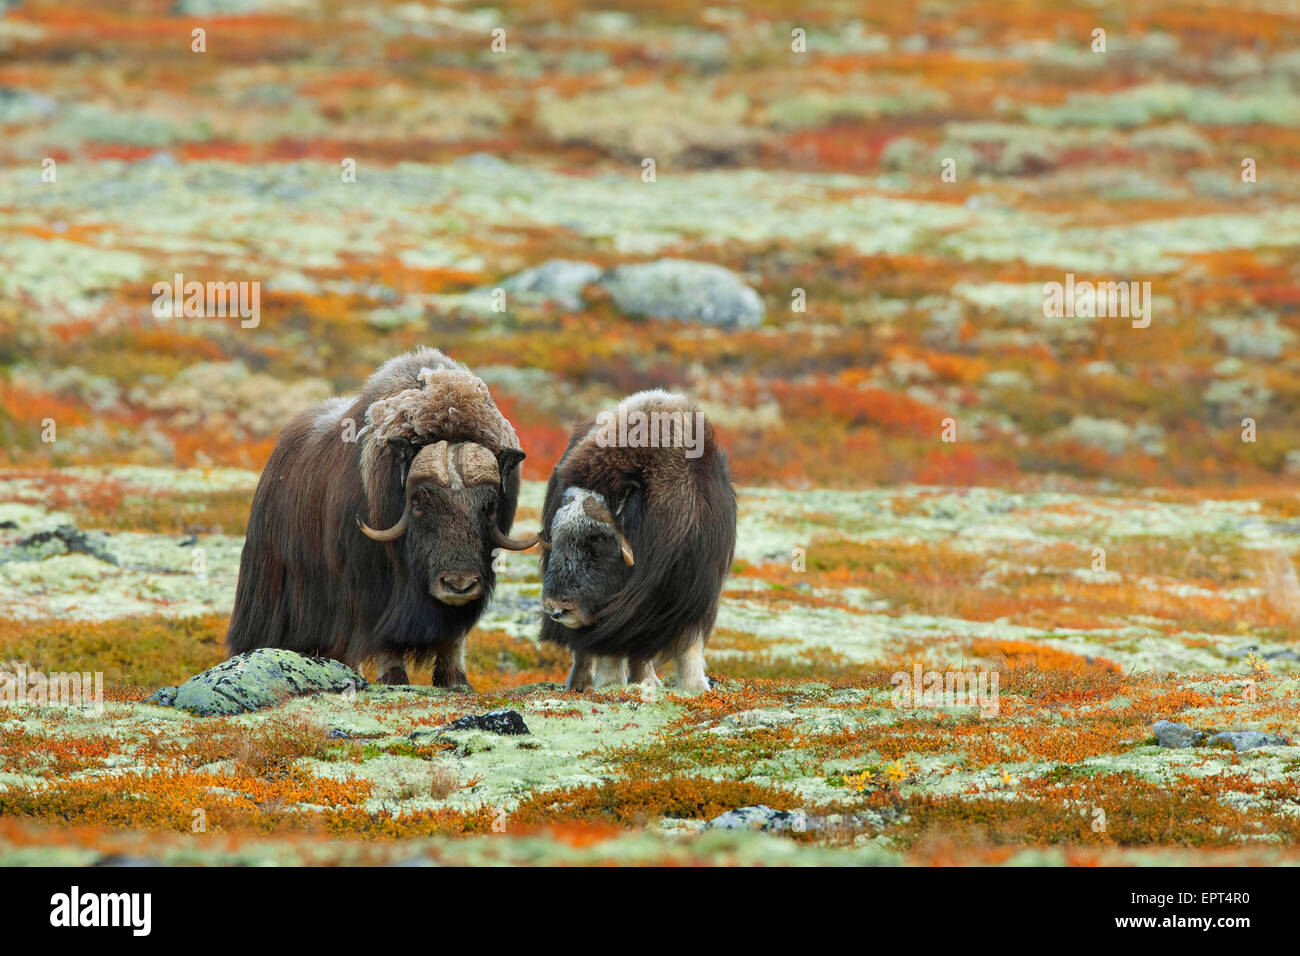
top-left (539, 389), bottom-right (737, 658)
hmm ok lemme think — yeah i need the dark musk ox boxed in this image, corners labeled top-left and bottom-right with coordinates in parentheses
top-left (225, 348), bottom-right (539, 687)
top-left (538, 390), bottom-right (737, 692)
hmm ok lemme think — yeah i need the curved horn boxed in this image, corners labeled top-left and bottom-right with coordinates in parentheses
top-left (493, 526), bottom-right (542, 551)
top-left (357, 510), bottom-right (409, 542)
top-left (581, 495), bottom-right (635, 566)
top-left (359, 442), bottom-right (453, 542)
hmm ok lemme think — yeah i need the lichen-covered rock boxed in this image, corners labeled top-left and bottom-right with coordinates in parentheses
top-left (1207, 730), bottom-right (1289, 752)
top-left (496, 259), bottom-right (601, 311)
top-left (1153, 719), bottom-right (1203, 748)
top-left (705, 805), bottom-right (809, 832)
top-left (1, 524), bottom-right (117, 565)
top-left (163, 648), bottom-right (367, 716)
top-left (600, 259), bottom-right (764, 329)
top-left (705, 804), bottom-right (869, 833)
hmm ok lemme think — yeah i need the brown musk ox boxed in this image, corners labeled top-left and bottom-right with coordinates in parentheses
top-left (538, 390), bottom-right (737, 692)
top-left (225, 348), bottom-right (539, 687)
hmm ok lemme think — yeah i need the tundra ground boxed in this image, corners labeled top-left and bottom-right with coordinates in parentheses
top-left (2, 470), bottom-right (1300, 865)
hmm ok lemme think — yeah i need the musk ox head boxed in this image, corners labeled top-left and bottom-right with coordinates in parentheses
top-left (359, 439), bottom-right (538, 606)
top-left (541, 486), bottom-right (636, 628)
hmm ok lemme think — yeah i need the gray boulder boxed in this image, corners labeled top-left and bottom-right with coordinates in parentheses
top-left (497, 259), bottom-right (601, 311)
top-left (1153, 719), bottom-right (1203, 748)
top-left (156, 648), bottom-right (367, 716)
top-left (487, 257), bottom-right (765, 328)
top-left (600, 259), bottom-right (764, 329)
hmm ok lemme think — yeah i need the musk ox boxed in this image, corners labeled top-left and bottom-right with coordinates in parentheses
top-left (538, 390), bottom-right (736, 692)
top-left (225, 348), bottom-right (539, 687)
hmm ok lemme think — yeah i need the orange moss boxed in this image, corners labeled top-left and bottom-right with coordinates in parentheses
top-left (968, 639), bottom-right (1122, 675)
top-left (510, 776), bottom-right (801, 827)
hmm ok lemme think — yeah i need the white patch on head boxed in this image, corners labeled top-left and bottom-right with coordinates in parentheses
top-left (552, 487), bottom-right (609, 540)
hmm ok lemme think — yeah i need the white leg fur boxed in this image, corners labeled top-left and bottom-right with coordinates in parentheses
top-left (593, 657), bottom-right (628, 688)
top-left (675, 637), bottom-right (710, 692)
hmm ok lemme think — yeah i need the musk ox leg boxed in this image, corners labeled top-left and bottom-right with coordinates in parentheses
top-left (564, 652), bottom-right (596, 692)
top-left (675, 637), bottom-right (711, 693)
top-left (592, 656), bottom-right (627, 688)
top-left (432, 637), bottom-right (472, 690)
top-left (374, 651), bottom-right (409, 685)
top-left (628, 657), bottom-right (660, 686)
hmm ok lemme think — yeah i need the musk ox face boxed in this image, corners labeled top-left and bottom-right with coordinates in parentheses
top-left (541, 487), bottom-right (635, 628)
top-left (359, 439), bottom-right (537, 607)
top-left (405, 480), bottom-right (501, 605)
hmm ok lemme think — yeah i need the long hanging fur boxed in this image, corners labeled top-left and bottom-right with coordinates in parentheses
top-left (225, 347), bottom-right (522, 668)
top-left (539, 391), bottom-right (737, 659)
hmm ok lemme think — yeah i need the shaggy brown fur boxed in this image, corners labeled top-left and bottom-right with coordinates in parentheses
top-left (226, 348), bottom-right (525, 682)
top-left (539, 390), bottom-right (737, 662)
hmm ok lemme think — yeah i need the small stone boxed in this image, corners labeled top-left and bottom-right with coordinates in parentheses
top-left (443, 709), bottom-right (530, 736)
top-left (1153, 719), bottom-right (1203, 748)
top-left (1206, 731), bottom-right (1289, 752)
top-left (706, 804), bottom-right (837, 833)
top-left (3, 524), bottom-right (117, 565)
top-left (93, 855), bottom-right (162, 867)
top-left (721, 708), bottom-right (800, 730)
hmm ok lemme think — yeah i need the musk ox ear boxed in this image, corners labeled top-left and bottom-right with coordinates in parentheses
top-left (497, 448), bottom-right (526, 476)
top-left (387, 437), bottom-right (417, 484)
